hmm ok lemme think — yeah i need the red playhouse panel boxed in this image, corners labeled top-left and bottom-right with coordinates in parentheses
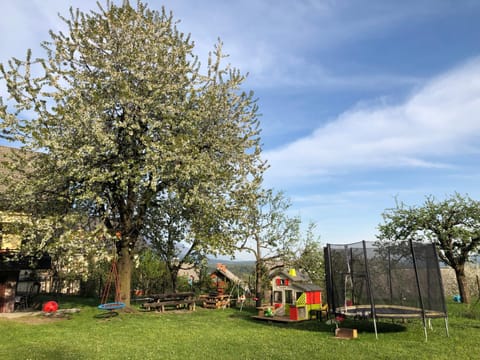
top-left (305, 291), bottom-right (322, 305)
top-left (289, 306), bottom-right (298, 320)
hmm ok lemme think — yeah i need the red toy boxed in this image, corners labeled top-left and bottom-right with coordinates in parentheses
top-left (43, 301), bottom-right (59, 313)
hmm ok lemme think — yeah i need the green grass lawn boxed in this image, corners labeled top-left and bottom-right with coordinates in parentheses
top-left (0, 297), bottom-right (479, 360)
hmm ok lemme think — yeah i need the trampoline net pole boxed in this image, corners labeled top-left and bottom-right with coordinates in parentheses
top-left (362, 240), bottom-right (378, 339)
top-left (444, 316), bottom-right (450, 337)
top-left (410, 239), bottom-right (428, 342)
top-left (387, 247), bottom-right (393, 304)
top-left (429, 241), bottom-right (449, 337)
top-left (362, 242), bottom-right (376, 315)
top-left (324, 244), bottom-right (335, 316)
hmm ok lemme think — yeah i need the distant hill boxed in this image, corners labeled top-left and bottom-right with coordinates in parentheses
top-left (207, 258), bottom-right (255, 266)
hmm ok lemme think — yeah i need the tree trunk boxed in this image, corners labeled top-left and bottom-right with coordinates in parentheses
top-left (117, 244), bottom-right (132, 306)
top-left (454, 265), bottom-right (470, 304)
top-left (255, 260), bottom-right (262, 308)
top-left (170, 269), bottom-right (178, 293)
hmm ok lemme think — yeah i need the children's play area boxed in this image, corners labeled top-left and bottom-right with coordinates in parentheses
top-left (1, 241), bottom-right (454, 341)
top-left (256, 268), bottom-right (324, 322)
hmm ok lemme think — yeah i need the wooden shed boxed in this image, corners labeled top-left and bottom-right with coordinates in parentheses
top-left (209, 263), bottom-right (246, 294)
top-left (0, 251), bottom-right (51, 313)
top-left (201, 263), bottom-right (249, 309)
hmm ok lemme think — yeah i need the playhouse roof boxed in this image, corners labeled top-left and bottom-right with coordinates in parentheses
top-left (295, 283), bottom-right (322, 292)
top-left (271, 268), bottom-right (322, 292)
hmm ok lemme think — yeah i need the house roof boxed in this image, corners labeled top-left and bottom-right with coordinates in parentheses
top-left (211, 263), bottom-right (250, 291)
top-left (214, 263), bottom-right (242, 283)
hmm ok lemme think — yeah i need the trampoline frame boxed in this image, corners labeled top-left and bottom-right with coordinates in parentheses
top-left (334, 304), bottom-right (446, 319)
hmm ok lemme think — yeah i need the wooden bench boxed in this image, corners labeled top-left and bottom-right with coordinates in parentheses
top-left (142, 292), bottom-right (196, 313)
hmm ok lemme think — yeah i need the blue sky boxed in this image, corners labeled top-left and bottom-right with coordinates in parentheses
top-left (1, 1), bottom-right (480, 250)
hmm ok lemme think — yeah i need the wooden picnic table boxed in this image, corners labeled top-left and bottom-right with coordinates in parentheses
top-left (142, 292), bottom-right (196, 312)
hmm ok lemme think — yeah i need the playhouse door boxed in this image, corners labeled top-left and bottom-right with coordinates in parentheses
top-left (273, 290), bottom-right (285, 315)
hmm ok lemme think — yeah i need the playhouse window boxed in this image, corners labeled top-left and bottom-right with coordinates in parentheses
top-left (273, 291), bottom-right (282, 303)
top-left (275, 278), bottom-right (289, 286)
top-left (285, 290), bottom-right (293, 304)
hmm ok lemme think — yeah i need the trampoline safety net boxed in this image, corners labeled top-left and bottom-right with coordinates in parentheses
top-left (324, 240), bottom-right (447, 319)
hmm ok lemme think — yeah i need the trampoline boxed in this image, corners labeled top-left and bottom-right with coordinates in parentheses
top-left (324, 240), bottom-right (449, 340)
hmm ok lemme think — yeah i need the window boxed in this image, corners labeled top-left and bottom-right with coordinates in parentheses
top-left (273, 291), bottom-right (283, 303)
top-left (275, 278), bottom-right (290, 286)
top-left (285, 290), bottom-right (293, 304)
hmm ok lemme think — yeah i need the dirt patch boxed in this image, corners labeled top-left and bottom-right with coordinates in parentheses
top-left (10, 315), bottom-right (69, 325)
top-left (0, 309), bottom-right (80, 325)
top-left (0, 313), bottom-right (72, 325)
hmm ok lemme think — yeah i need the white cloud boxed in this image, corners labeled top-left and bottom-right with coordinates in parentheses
top-left (1, 0), bottom-right (461, 92)
top-left (264, 57), bottom-right (480, 186)
top-left (157, 0), bottom-right (442, 89)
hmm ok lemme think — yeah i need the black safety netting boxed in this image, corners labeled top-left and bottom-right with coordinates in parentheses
top-left (324, 240), bottom-right (447, 317)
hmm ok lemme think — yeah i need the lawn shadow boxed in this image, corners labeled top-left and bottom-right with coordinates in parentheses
top-left (229, 311), bottom-right (408, 336)
top-left (94, 311), bottom-right (120, 319)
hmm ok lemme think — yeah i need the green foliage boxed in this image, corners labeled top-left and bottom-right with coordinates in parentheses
top-left (237, 189), bottom-right (301, 304)
top-left (79, 257), bottom-right (111, 298)
top-left (293, 222), bottom-right (325, 287)
top-left (239, 189), bottom-right (301, 264)
top-left (132, 248), bottom-right (168, 295)
top-left (0, 1), bottom-right (265, 303)
top-left (141, 192), bottom-right (209, 292)
top-left (175, 275), bottom-right (194, 292)
top-left (378, 193), bottom-right (480, 303)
